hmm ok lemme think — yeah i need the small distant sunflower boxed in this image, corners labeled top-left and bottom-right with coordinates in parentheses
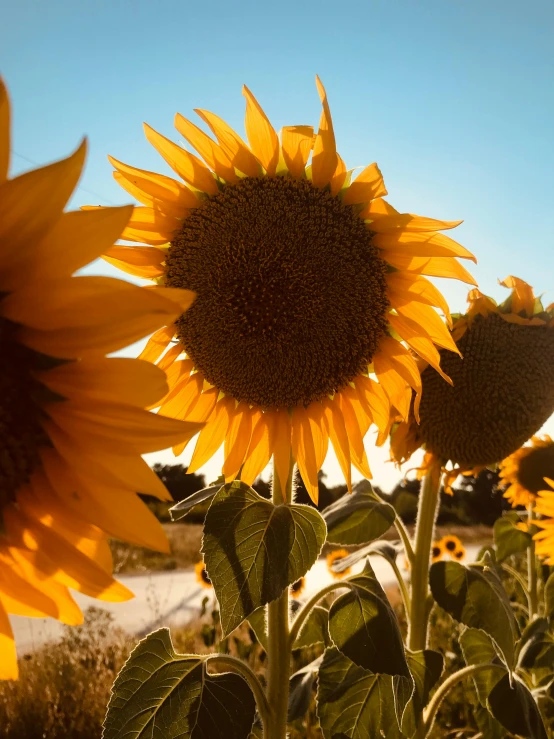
top-left (100, 77), bottom-right (475, 503)
top-left (441, 535), bottom-right (462, 555)
top-left (534, 478), bottom-right (554, 564)
top-left (431, 541), bottom-right (445, 562)
top-left (0, 80), bottom-right (203, 679)
top-left (327, 548), bottom-right (351, 579)
top-left (452, 546), bottom-right (466, 561)
top-left (391, 278), bottom-right (554, 482)
top-left (500, 436), bottom-right (554, 508)
top-left (290, 577), bottom-right (306, 598)
top-left (195, 560), bottom-right (212, 589)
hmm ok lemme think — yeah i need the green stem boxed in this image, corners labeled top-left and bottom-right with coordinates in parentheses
top-left (373, 490), bottom-right (415, 564)
top-left (528, 500), bottom-right (538, 618)
top-left (408, 459), bottom-right (442, 652)
top-left (206, 654), bottom-right (270, 724)
top-left (265, 460), bottom-right (293, 739)
top-left (383, 554), bottom-right (411, 618)
top-left (421, 663), bottom-right (502, 737)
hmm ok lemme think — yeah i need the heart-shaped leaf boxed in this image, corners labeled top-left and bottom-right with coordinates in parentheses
top-left (203, 481), bottom-right (326, 635)
top-left (489, 673), bottom-right (548, 739)
top-left (317, 648), bottom-right (410, 739)
top-left (293, 605), bottom-right (330, 650)
top-left (288, 656), bottom-right (322, 723)
top-left (493, 511), bottom-right (532, 561)
top-left (322, 481), bottom-right (396, 545)
top-left (460, 628), bottom-right (505, 705)
top-left (430, 560), bottom-right (518, 669)
top-left (328, 561), bottom-right (411, 681)
top-left (103, 628), bottom-right (255, 739)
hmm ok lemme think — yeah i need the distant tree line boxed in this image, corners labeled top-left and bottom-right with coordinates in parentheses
top-left (142, 463), bottom-right (511, 527)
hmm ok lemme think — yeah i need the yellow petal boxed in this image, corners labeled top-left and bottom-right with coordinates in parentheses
top-left (353, 374), bottom-right (391, 433)
top-left (281, 125), bottom-right (314, 178)
top-left (39, 357), bottom-right (168, 409)
top-left (158, 343), bottom-right (183, 372)
top-left (159, 370), bottom-right (202, 418)
top-left (292, 406), bottom-right (320, 504)
top-left (330, 154), bottom-right (347, 196)
top-left (187, 396), bottom-right (233, 473)
top-left (342, 163), bottom-right (387, 206)
top-left (0, 140), bottom-right (86, 271)
top-left (375, 230), bottom-right (475, 263)
top-left (500, 275), bottom-right (536, 316)
top-left (387, 271), bottom-right (453, 326)
top-left (269, 409), bottom-right (292, 497)
top-left (311, 76), bottom-right (337, 188)
top-left (368, 212), bottom-right (462, 233)
top-left (323, 398), bottom-right (352, 493)
top-left (195, 109), bottom-right (261, 178)
top-left (118, 205), bottom-right (179, 245)
top-left (174, 113), bottom-right (237, 182)
top-left (223, 402), bottom-right (254, 482)
top-left (393, 301), bottom-right (460, 355)
top-left (242, 86), bottom-right (279, 175)
top-left (0, 78), bottom-right (9, 184)
top-left (241, 412), bottom-right (272, 485)
top-left (104, 245), bottom-right (165, 279)
top-left (387, 313), bottom-right (453, 384)
top-left (181, 386), bottom-right (218, 423)
top-left (139, 325), bottom-right (175, 363)
top-left (0, 600), bottom-right (17, 679)
top-left (109, 155), bottom-right (200, 211)
top-left (0, 545), bottom-right (60, 619)
top-left (143, 123), bottom-right (219, 194)
top-left (338, 390), bottom-right (372, 479)
top-left (383, 253), bottom-right (477, 285)
top-left (373, 337), bottom-right (421, 419)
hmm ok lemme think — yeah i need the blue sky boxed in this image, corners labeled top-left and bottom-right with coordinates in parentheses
top-left (2, 0), bottom-right (553, 490)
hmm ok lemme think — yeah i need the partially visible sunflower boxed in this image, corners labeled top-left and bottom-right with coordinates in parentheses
top-left (534, 478), bottom-right (554, 564)
top-left (0, 80), bottom-right (203, 679)
top-left (290, 577), bottom-right (306, 598)
top-left (500, 436), bottom-right (554, 508)
top-left (97, 77), bottom-right (476, 503)
top-left (391, 278), bottom-right (554, 485)
top-left (327, 548), bottom-right (351, 579)
top-left (441, 535), bottom-right (462, 555)
top-left (195, 560), bottom-right (212, 589)
top-left (452, 546), bottom-right (466, 561)
top-left (431, 541), bottom-right (444, 562)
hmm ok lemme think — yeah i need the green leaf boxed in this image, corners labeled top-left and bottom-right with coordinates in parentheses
top-left (328, 561), bottom-right (411, 681)
top-left (493, 511), bottom-right (532, 561)
top-left (489, 673), bottom-right (548, 739)
top-left (316, 648), bottom-right (407, 739)
top-left (103, 628), bottom-right (256, 739)
top-left (247, 607), bottom-right (267, 652)
top-left (169, 483), bottom-right (222, 521)
top-left (545, 571), bottom-right (554, 618)
top-left (460, 628), bottom-right (505, 705)
top-left (293, 605), bottom-right (330, 649)
top-left (202, 481), bottom-right (326, 635)
top-left (288, 656), bottom-right (322, 723)
top-left (322, 480), bottom-right (396, 545)
top-left (474, 703), bottom-right (507, 739)
top-left (430, 561), bottom-right (519, 669)
top-left (401, 650), bottom-right (444, 737)
top-left (328, 541), bottom-right (400, 575)
top-left (518, 618), bottom-right (554, 670)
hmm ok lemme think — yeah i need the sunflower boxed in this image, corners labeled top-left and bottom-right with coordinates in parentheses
top-left (0, 80), bottom-right (203, 679)
top-left (391, 278), bottom-right (554, 482)
top-left (195, 560), bottom-right (212, 589)
top-left (431, 541), bottom-right (445, 562)
top-left (452, 546), bottom-right (466, 561)
top-left (326, 548), bottom-right (351, 579)
top-left (534, 478), bottom-right (554, 564)
top-left (500, 436), bottom-right (554, 508)
top-left (290, 577), bottom-right (306, 598)
top-left (440, 535), bottom-right (462, 554)
top-left (98, 77), bottom-right (476, 503)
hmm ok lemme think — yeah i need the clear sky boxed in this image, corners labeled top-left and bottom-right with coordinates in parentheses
top-left (2, 0), bottom-right (553, 491)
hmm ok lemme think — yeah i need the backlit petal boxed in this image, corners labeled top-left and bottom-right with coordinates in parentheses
top-left (242, 86), bottom-right (279, 175)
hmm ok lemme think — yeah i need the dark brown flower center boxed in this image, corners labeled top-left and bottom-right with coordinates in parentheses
top-left (444, 539), bottom-right (456, 551)
top-left (418, 313), bottom-right (554, 467)
top-left (200, 567), bottom-right (211, 585)
top-left (0, 315), bottom-right (52, 511)
top-left (166, 176), bottom-right (389, 408)
top-left (432, 546), bottom-right (442, 558)
top-left (517, 443), bottom-right (554, 495)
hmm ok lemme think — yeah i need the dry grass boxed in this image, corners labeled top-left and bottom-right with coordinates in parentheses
top-left (110, 522), bottom-right (203, 574)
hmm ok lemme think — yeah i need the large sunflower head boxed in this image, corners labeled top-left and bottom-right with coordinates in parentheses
top-left (0, 79), bottom-right (203, 679)
top-left (500, 436), bottom-right (554, 508)
top-left (391, 278), bottom-right (554, 474)
top-left (102, 77), bottom-right (475, 502)
top-left (534, 477), bottom-right (554, 564)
